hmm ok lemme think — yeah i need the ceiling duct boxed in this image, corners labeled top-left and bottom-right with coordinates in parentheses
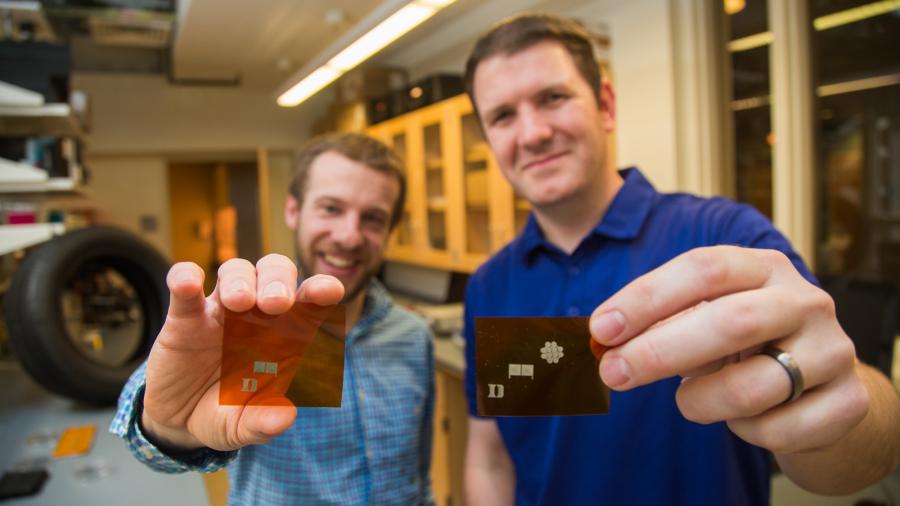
top-left (87, 12), bottom-right (170, 48)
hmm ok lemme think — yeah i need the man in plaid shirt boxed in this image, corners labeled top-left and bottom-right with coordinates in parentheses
top-left (111, 133), bottom-right (435, 505)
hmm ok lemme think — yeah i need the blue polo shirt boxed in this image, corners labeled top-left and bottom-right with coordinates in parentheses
top-left (463, 168), bottom-right (815, 506)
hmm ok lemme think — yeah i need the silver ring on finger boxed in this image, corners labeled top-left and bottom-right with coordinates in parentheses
top-left (760, 345), bottom-right (805, 404)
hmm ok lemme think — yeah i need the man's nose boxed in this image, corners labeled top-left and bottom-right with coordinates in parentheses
top-left (517, 106), bottom-right (553, 150)
top-left (332, 214), bottom-right (363, 249)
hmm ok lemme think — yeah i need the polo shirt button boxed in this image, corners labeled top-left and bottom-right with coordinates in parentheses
top-left (568, 267), bottom-right (580, 277)
top-left (566, 306), bottom-right (580, 316)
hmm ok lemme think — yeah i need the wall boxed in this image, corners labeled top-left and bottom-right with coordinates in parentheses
top-left (72, 73), bottom-right (327, 261)
top-left (86, 155), bottom-right (172, 257)
top-left (72, 73), bottom-right (319, 155)
top-left (583, 0), bottom-right (680, 191)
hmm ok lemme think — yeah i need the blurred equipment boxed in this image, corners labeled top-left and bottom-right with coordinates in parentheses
top-left (404, 73), bottom-right (463, 112)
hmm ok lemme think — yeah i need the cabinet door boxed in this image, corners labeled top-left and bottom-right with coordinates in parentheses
top-left (455, 98), bottom-right (493, 271)
top-left (410, 105), bottom-right (454, 265)
top-left (454, 96), bottom-right (531, 267)
top-left (370, 118), bottom-right (422, 262)
top-left (369, 94), bottom-right (532, 273)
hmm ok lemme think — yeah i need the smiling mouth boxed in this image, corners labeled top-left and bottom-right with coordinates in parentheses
top-left (321, 253), bottom-right (359, 270)
top-left (522, 151), bottom-right (568, 171)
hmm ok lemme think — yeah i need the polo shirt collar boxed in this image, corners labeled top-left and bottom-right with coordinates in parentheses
top-left (514, 167), bottom-right (656, 259)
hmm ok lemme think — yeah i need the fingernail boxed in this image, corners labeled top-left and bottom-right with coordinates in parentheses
top-left (230, 280), bottom-right (250, 294)
top-left (591, 310), bottom-right (625, 344)
top-left (175, 271), bottom-right (195, 286)
top-left (600, 356), bottom-right (631, 388)
top-left (263, 282), bottom-right (288, 299)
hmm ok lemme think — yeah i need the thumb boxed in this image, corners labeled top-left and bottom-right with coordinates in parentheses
top-left (296, 274), bottom-right (345, 306)
top-left (237, 402), bottom-right (297, 445)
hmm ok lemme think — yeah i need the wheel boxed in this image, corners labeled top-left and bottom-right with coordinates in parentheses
top-left (4, 226), bottom-right (169, 404)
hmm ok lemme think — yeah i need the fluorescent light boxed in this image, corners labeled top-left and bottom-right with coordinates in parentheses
top-left (814, 0), bottom-right (900, 30)
top-left (727, 31), bottom-right (773, 52)
top-left (328, 3), bottom-right (434, 71)
top-left (277, 66), bottom-right (341, 107)
top-left (729, 72), bottom-right (900, 110)
top-left (277, 0), bottom-right (457, 107)
top-left (419, 0), bottom-right (456, 6)
top-left (728, 0), bottom-right (900, 53)
top-left (817, 73), bottom-right (900, 97)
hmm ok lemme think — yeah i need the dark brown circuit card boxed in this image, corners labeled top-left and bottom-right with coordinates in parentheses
top-left (475, 317), bottom-right (610, 416)
top-left (219, 302), bottom-right (346, 407)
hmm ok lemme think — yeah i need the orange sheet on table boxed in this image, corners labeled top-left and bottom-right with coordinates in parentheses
top-left (53, 425), bottom-right (97, 459)
top-left (219, 302), bottom-right (346, 407)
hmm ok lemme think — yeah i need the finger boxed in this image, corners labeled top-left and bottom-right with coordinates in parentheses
top-left (296, 274), bottom-right (345, 306)
top-left (676, 335), bottom-right (856, 424)
top-left (166, 262), bottom-right (207, 319)
top-left (216, 259), bottom-right (257, 312)
top-left (726, 372), bottom-right (868, 454)
top-left (236, 402), bottom-right (298, 446)
top-left (254, 254), bottom-right (298, 315)
top-left (600, 285), bottom-right (811, 389)
top-left (679, 354), bottom-right (735, 379)
top-left (590, 246), bottom-right (776, 347)
top-left (677, 354), bottom-right (796, 423)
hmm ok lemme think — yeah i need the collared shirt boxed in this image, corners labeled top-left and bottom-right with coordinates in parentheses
top-left (464, 168), bottom-right (815, 506)
top-left (111, 280), bottom-right (435, 505)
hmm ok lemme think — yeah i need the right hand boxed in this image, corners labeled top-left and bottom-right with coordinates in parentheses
top-left (140, 254), bottom-right (344, 452)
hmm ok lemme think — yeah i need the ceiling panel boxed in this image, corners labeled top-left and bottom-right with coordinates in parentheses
top-left (172, 0), bottom-right (384, 89)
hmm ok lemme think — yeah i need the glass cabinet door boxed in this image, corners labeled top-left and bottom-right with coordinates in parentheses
top-left (423, 118), bottom-right (448, 252)
top-left (370, 120), bottom-right (417, 256)
top-left (390, 129), bottom-right (415, 249)
top-left (460, 111), bottom-right (491, 257)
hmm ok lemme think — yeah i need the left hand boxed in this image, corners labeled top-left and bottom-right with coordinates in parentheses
top-left (590, 245), bottom-right (870, 454)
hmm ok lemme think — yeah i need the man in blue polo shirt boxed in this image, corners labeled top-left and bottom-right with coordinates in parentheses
top-left (462, 13), bottom-right (900, 505)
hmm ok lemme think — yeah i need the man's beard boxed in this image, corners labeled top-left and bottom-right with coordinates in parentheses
top-left (295, 251), bottom-right (375, 304)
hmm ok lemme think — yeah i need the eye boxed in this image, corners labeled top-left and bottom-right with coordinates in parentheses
top-left (320, 203), bottom-right (342, 215)
top-left (490, 109), bottom-right (513, 126)
top-left (544, 91), bottom-right (567, 105)
top-left (362, 212), bottom-right (389, 230)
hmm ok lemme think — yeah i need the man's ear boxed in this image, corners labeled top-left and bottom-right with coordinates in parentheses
top-left (284, 195), bottom-right (299, 230)
top-left (599, 79), bottom-right (616, 132)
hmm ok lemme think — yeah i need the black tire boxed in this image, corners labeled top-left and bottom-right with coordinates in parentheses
top-left (4, 226), bottom-right (169, 404)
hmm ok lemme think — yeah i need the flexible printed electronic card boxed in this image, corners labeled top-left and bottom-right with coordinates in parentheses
top-left (475, 317), bottom-right (610, 416)
top-left (220, 302), bottom-right (346, 407)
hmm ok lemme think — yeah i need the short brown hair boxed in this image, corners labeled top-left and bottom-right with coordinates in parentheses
top-left (289, 132), bottom-right (406, 229)
top-left (464, 13), bottom-right (602, 117)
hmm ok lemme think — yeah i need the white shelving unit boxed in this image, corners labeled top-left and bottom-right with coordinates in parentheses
top-left (0, 222), bottom-right (65, 256)
top-left (0, 156), bottom-right (79, 193)
top-left (0, 80), bottom-right (88, 256)
top-left (0, 81), bottom-right (83, 137)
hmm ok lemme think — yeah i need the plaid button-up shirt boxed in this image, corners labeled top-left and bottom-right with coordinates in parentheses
top-left (110, 280), bottom-right (435, 505)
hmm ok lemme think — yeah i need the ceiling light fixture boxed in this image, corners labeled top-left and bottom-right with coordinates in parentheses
top-left (276, 0), bottom-right (456, 108)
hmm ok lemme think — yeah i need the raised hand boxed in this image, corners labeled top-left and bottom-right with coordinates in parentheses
top-left (589, 245), bottom-right (868, 454)
top-left (141, 254), bottom-right (343, 452)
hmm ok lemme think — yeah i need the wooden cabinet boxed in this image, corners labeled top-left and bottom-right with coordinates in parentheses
top-left (430, 366), bottom-right (468, 506)
top-left (367, 95), bottom-right (530, 273)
